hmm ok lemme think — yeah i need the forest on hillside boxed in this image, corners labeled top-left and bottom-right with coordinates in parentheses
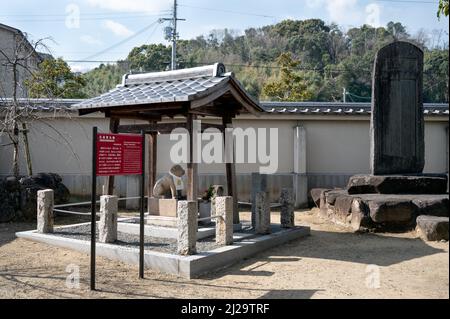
top-left (80, 19), bottom-right (449, 103)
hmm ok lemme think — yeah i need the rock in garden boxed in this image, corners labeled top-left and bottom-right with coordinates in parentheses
top-left (310, 188), bottom-right (330, 208)
top-left (416, 215), bottom-right (449, 241)
top-left (368, 197), bottom-right (416, 224)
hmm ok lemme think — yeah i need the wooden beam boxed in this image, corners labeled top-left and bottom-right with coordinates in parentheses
top-left (107, 112), bottom-right (162, 122)
top-left (190, 83), bottom-right (230, 109)
top-left (118, 123), bottom-right (224, 134)
top-left (148, 130), bottom-right (157, 198)
top-left (106, 118), bottom-right (120, 195)
top-left (186, 113), bottom-right (198, 201)
top-left (223, 116), bottom-right (239, 224)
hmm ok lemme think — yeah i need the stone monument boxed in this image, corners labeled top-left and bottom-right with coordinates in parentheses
top-left (370, 41), bottom-right (424, 175)
top-left (311, 41), bottom-right (449, 236)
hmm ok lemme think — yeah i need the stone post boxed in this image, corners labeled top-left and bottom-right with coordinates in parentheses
top-left (37, 189), bottom-right (54, 234)
top-left (251, 173), bottom-right (267, 228)
top-left (215, 196), bottom-right (233, 245)
top-left (99, 195), bottom-right (118, 243)
top-left (177, 201), bottom-right (197, 255)
top-left (255, 191), bottom-right (271, 234)
top-left (280, 188), bottom-right (295, 228)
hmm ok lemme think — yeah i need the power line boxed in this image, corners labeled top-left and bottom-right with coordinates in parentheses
top-left (375, 0), bottom-right (438, 3)
top-left (80, 20), bottom-right (162, 62)
top-left (178, 4), bottom-right (279, 19)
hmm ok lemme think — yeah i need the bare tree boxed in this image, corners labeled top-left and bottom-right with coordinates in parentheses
top-left (0, 34), bottom-right (83, 178)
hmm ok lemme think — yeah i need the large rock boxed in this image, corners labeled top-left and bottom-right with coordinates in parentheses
top-left (347, 174), bottom-right (448, 195)
top-left (350, 198), bottom-right (373, 232)
top-left (369, 198), bottom-right (415, 224)
top-left (413, 196), bottom-right (449, 217)
top-left (310, 188), bottom-right (330, 208)
top-left (0, 178), bottom-right (19, 223)
top-left (0, 173), bottom-right (70, 222)
top-left (416, 215), bottom-right (449, 241)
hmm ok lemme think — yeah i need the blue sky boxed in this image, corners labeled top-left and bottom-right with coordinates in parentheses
top-left (1, 0), bottom-right (448, 72)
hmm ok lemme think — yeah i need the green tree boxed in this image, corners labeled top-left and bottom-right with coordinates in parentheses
top-left (26, 58), bottom-right (87, 99)
top-left (262, 53), bottom-right (313, 101)
top-left (438, 0), bottom-right (449, 18)
top-left (127, 44), bottom-right (171, 72)
top-left (424, 49), bottom-right (449, 102)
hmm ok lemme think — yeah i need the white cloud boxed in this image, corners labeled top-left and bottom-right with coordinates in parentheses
top-left (80, 34), bottom-right (102, 45)
top-left (102, 20), bottom-right (134, 37)
top-left (69, 63), bottom-right (96, 73)
top-left (326, 0), bottom-right (360, 24)
top-left (304, 0), bottom-right (383, 27)
top-left (85, 0), bottom-right (172, 13)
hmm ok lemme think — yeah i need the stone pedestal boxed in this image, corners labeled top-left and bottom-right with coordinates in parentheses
top-left (148, 197), bottom-right (159, 215)
top-left (159, 199), bottom-right (178, 217)
top-left (215, 196), bottom-right (233, 245)
top-left (280, 188), bottom-right (295, 228)
top-left (255, 191), bottom-right (271, 234)
top-left (37, 189), bottom-right (54, 234)
top-left (99, 195), bottom-right (118, 243)
top-left (177, 201), bottom-right (197, 255)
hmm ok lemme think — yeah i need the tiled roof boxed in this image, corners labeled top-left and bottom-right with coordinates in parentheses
top-left (261, 102), bottom-right (449, 116)
top-left (0, 98), bottom-right (82, 111)
top-left (74, 63), bottom-right (262, 115)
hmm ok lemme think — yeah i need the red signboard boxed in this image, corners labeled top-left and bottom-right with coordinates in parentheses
top-left (96, 133), bottom-right (143, 176)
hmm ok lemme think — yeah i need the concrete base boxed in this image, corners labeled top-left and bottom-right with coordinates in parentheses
top-left (16, 225), bottom-right (310, 279)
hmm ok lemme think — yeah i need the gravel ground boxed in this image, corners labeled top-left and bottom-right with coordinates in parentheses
top-left (51, 224), bottom-right (221, 254)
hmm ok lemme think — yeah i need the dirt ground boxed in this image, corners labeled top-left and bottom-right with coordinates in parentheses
top-left (0, 209), bottom-right (448, 299)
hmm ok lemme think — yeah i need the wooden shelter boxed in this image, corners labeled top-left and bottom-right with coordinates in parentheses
top-left (74, 63), bottom-right (263, 223)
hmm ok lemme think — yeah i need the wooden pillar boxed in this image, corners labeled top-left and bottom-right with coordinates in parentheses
top-left (186, 113), bottom-right (198, 201)
top-left (106, 118), bottom-right (120, 195)
top-left (148, 131), bottom-right (157, 197)
top-left (223, 116), bottom-right (239, 224)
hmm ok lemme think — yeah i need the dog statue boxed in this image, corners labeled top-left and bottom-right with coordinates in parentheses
top-left (153, 165), bottom-right (185, 199)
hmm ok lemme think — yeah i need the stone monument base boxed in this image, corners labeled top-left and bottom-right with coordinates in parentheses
top-left (148, 197), bottom-right (178, 217)
top-left (347, 174), bottom-right (448, 195)
top-left (312, 173), bottom-right (449, 236)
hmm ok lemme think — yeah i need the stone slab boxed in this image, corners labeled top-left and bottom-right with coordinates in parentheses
top-left (347, 175), bottom-right (448, 195)
top-left (370, 41), bottom-right (424, 175)
top-left (16, 225), bottom-right (310, 279)
top-left (416, 215), bottom-right (449, 241)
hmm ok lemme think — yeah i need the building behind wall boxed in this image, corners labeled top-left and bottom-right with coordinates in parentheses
top-left (0, 23), bottom-right (43, 98)
top-left (0, 100), bottom-right (448, 207)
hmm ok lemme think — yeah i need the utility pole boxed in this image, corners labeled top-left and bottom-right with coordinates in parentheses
top-left (171, 0), bottom-right (177, 70)
top-left (161, 0), bottom-right (185, 70)
top-left (343, 88), bottom-right (347, 103)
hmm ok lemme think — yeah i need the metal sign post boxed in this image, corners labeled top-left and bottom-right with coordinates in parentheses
top-left (90, 126), bottom-right (97, 291)
top-left (90, 129), bottom-right (145, 291)
top-left (139, 130), bottom-right (145, 279)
